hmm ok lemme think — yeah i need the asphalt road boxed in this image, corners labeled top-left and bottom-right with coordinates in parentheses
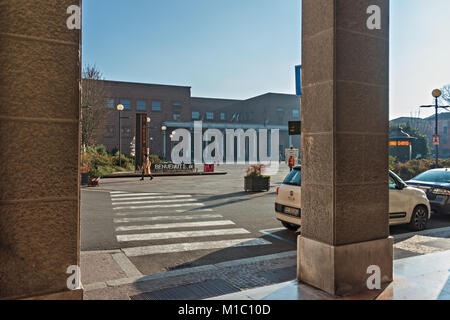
top-left (81, 164), bottom-right (450, 275)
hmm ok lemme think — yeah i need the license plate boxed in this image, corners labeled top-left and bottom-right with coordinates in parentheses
top-left (284, 207), bottom-right (299, 216)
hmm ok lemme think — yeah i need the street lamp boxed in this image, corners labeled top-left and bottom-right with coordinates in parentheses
top-left (147, 117), bottom-right (151, 155)
top-left (420, 89), bottom-right (450, 168)
top-left (117, 104), bottom-right (124, 167)
top-left (162, 125), bottom-right (167, 160)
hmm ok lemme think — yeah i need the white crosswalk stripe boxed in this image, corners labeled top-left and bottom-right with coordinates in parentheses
top-left (114, 209), bottom-right (214, 216)
top-left (109, 191), bottom-right (272, 256)
top-left (113, 214), bottom-right (223, 224)
top-left (113, 203), bottom-right (205, 210)
top-left (111, 195), bottom-right (192, 201)
top-left (111, 193), bottom-right (164, 198)
top-left (116, 228), bottom-right (250, 242)
top-left (112, 198), bottom-right (198, 205)
top-left (123, 239), bottom-right (272, 257)
top-left (115, 220), bottom-right (235, 232)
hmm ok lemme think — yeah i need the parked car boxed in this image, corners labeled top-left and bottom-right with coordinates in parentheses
top-left (275, 167), bottom-right (431, 232)
top-left (407, 168), bottom-right (450, 214)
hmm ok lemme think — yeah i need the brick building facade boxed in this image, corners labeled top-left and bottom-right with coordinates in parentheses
top-left (98, 80), bottom-right (301, 163)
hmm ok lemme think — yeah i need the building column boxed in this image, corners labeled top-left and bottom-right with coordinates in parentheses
top-left (299, 0), bottom-right (392, 296)
top-left (0, 1), bottom-right (82, 299)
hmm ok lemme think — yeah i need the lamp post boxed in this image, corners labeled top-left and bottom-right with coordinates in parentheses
top-left (117, 104), bottom-right (124, 167)
top-left (420, 89), bottom-right (450, 168)
top-left (162, 125), bottom-right (167, 160)
top-left (147, 117), bottom-right (151, 156)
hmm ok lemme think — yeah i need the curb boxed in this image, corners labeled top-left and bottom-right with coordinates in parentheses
top-left (82, 250), bottom-right (297, 292)
top-left (101, 172), bottom-right (228, 179)
top-left (393, 226), bottom-right (450, 241)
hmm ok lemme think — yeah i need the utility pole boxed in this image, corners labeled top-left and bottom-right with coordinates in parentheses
top-left (420, 89), bottom-right (450, 168)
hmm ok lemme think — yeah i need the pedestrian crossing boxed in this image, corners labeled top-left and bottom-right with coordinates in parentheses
top-left (110, 191), bottom-right (272, 257)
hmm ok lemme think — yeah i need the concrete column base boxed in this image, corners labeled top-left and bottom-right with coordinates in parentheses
top-left (297, 236), bottom-right (393, 297)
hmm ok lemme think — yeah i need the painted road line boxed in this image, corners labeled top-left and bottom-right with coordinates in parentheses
top-left (113, 214), bottom-right (224, 224)
top-left (116, 228), bottom-right (250, 242)
top-left (110, 193), bottom-right (164, 198)
top-left (175, 209), bottom-right (213, 213)
top-left (259, 228), bottom-right (297, 246)
top-left (112, 198), bottom-right (198, 205)
top-left (122, 238), bottom-right (272, 257)
top-left (113, 203), bottom-right (205, 210)
top-left (114, 208), bottom-right (214, 216)
top-left (115, 220), bottom-right (235, 232)
top-left (111, 195), bottom-right (192, 201)
top-left (110, 191), bottom-right (128, 194)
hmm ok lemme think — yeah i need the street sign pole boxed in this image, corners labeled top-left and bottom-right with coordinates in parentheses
top-left (435, 96), bottom-right (439, 168)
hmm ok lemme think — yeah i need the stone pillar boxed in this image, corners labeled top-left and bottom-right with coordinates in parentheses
top-left (299, 0), bottom-right (392, 296)
top-left (0, 1), bottom-right (82, 299)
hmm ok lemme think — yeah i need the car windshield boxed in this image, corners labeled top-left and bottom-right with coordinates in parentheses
top-left (283, 169), bottom-right (301, 186)
top-left (413, 171), bottom-right (450, 183)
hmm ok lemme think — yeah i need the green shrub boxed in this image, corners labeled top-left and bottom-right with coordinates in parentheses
top-left (95, 145), bottom-right (108, 156)
top-left (149, 154), bottom-right (162, 164)
top-left (393, 159), bottom-right (450, 180)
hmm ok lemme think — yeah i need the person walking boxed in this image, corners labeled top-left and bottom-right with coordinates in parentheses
top-left (140, 154), bottom-right (154, 181)
top-left (288, 155), bottom-right (295, 172)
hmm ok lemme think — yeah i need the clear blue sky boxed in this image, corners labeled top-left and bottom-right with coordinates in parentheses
top-left (82, 0), bottom-right (450, 120)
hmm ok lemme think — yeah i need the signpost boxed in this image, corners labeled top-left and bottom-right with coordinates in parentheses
top-left (433, 134), bottom-right (440, 146)
top-left (285, 148), bottom-right (299, 166)
top-left (289, 121), bottom-right (301, 136)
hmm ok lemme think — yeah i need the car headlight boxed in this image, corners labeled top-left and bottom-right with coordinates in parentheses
top-left (432, 188), bottom-right (450, 196)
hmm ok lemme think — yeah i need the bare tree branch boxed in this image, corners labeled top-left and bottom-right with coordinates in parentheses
top-left (81, 64), bottom-right (110, 147)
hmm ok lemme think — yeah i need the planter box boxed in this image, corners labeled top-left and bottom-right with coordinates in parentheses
top-left (244, 176), bottom-right (270, 192)
top-left (81, 173), bottom-right (89, 186)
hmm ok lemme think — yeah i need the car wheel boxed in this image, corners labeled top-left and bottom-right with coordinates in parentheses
top-left (281, 221), bottom-right (300, 232)
top-left (409, 205), bottom-right (429, 231)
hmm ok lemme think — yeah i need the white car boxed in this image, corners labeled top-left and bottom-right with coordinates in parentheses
top-left (275, 167), bottom-right (431, 232)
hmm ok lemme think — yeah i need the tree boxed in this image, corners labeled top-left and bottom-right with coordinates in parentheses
top-left (81, 64), bottom-right (109, 148)
top-left (440, 84), bottom-right (450, 106)
top-left (392, 122), bottom-right (431, 160)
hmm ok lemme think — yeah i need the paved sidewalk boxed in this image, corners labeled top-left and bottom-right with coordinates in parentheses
top-left (210, 250), bottom-right (450, 300)
top-left (82, 251), bottom-right (297, 300)
top-left (81, 227), bottom-right (450, 300)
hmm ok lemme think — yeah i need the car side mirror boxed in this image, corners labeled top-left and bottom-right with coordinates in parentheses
top-left (396, 183), bottom-right (406, 190)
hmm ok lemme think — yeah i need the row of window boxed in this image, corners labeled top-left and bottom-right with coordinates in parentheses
top-left (191, 112), bottom-right (227, 121)
top-left (107, 99), bottom-right (181, 112)
top-left (104, 126), bottom-right (132, 138)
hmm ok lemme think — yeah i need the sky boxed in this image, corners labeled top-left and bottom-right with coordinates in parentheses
top-left (82, 0), bottom-right (450, 120)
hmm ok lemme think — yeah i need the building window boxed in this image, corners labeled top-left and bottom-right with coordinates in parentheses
top-left (206, 112), bottom-right (214, 120)
top-left (107, 98), bottom-right (115, 109)
top-left (137, 100), bottom-right (146, 111)
top-left (173, 113), bottom-right (181, 121)
top-left (121, 126), bottom-right (132, 138)
top-left (173, 102), bottom-right (182, 108)
top-left (292, 109), bottom-right (300, 119)
top-left (104, 125), bottom-right (114, 138)
top-left (192, 111), bottom-right (201, 120)
top-left (277, 107), bottom-right (285, 121)
top-left (220, 112), bottom-right (226, 121)
top-left (120, 99), bottom-right (131, 110)
top-left (152, 101), bottom-right (162, 111)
